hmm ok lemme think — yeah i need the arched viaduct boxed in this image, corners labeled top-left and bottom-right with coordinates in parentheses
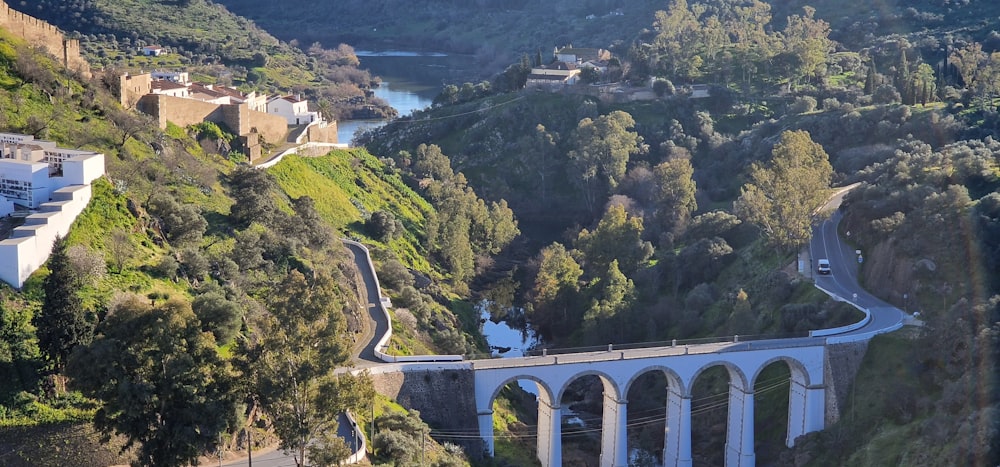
top-left (469, 341), bottom-right (826, 467)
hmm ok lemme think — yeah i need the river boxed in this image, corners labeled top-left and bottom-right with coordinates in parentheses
top-left (337, 50), bottom-right (478, 144)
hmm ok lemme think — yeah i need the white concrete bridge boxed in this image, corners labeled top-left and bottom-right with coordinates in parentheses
top-left (469, 340), bottom-right (826, 467)
top-left (344, 196), bottom-right (915, 467)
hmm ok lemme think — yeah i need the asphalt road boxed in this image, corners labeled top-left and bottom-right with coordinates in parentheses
top-left (343, 240), bottom-right (391, 367)
top-left (809, 195), bottom-right (909, 337)
top-left (221, 413), bottom-right (360, 467)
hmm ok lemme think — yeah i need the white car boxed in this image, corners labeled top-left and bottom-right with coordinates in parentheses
top-left (817, 259), bottom-right (831, 275)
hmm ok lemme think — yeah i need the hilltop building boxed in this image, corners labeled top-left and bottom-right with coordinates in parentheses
top-left (117, 72), bottom-right (337, 162)
top-left (526, 61), bottom-right (581, 89)
top-left (0, 132), bottom-right (105, 289)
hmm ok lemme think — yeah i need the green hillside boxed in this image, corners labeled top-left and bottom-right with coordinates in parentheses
top-left (0, 22), bottom-right (478, 465)
top-left (15, 0), bottom-right (394, 120)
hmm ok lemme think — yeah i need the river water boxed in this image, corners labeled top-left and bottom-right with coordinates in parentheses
top-left (337, 51), bottom-right (477, 144)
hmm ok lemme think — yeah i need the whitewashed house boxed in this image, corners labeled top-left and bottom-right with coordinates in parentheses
top-left (267, 95), bottom-right (322, 125)
top-left (141, 45), bottom-right (164, 56)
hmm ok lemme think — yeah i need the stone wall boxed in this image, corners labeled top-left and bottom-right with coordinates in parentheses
top-left (370, 368), bottom-right (484, 458)
top-left (306, 120), bottom-right (338, 144)
top-left (137, 94), bottom-right (288, 149)
top-left (0, 1), bottom-right (90, 77)
top-left (119, 73), bottom-right (152, 108)
top-left (823, 340), bottom-right (870, 425)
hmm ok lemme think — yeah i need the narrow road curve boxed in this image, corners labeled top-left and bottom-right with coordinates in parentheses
top-left (342, 240), bottom-right (391, 367)
top-left (809, 189), bottom-right (911, 338)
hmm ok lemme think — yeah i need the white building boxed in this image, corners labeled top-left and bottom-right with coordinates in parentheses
top-left (0, 133), bottom-right (105, 288)
top-left (151, 70), bottom-right (190, 84)
top-left (0, 159), bottom-right (48, 209)
top-left (267, 95), bottom-right (322, 125)
top-left (151, 80), bottom-right (190, 98)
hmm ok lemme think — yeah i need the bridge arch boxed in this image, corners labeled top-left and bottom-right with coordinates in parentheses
top-left (688, 360), bottom-right (751, 394)
top-left (750, 356), bottom-right (811, 388)
top-left (555, 369), bottom-right (622, 403)
top-left (750, 356), bottom-right (825, 448)
top-left (622, 365), bottom-right (686, 397)
top-left (487, 374), bottom-right (556, 407)
top-left (623, 366), bottom-right (688, 466)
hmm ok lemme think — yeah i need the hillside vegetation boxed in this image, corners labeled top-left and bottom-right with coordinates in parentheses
top-left (0, 21), bottom-right (497, 465)
top-left (0, 0), bottom-right (997, 466)
top-left (349, 0), bottom-right (999, 465)
top-left (14, 0), bottom-right (395, 121)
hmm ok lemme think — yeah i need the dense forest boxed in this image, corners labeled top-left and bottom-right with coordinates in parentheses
top-left (0, 0), bottom-right (997, 466)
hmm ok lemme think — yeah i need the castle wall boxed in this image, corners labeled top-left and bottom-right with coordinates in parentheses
top-left (306, 120), bottom-right (338, 144)
top-left (242, 106), bottom-right (289, 146)
top-left (137, 94), bottom-right (288, 158)
top-left (0, 1), bottom-right (90, 77)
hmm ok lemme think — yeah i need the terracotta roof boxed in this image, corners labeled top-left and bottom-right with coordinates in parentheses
top-left (212, 85), bottom-right (246, 99)
top-left (151, 80), bottom-right (187, 91)
top-left (189, 83), bottom-right (227, 99)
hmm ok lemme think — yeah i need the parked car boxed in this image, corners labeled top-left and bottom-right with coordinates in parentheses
top-left (817, 258), bottom-right (831, 275)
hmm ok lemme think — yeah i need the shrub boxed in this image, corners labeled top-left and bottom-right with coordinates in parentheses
top-left (789, 96), bottom-right (817, 114)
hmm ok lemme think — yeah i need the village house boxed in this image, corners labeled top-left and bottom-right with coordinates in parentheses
top-left (151, 79), bottom-right (189, 98)
top-left (0, 133), bottom-right (103, 211)
top-left (141, 45), bottom-right (164, 56)
top-left (553, 46), bottom-right (611, 65)
top-left (151, 70), bottom-right (189, 84)
top-left (266, 95), bottom-right (322, 125)
top-left (526, 61), bottom-right (581, 89)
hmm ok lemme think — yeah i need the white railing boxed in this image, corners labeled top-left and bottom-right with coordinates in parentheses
top-left (808, 283), bottom-right (872, 337)
top-left (343, 410), bottom-right (367, 464)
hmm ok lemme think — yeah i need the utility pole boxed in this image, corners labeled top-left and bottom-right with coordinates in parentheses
top-left (421, 428), bottom-right (426, 466)
top-left (247, 425), bottom-right (252, 467)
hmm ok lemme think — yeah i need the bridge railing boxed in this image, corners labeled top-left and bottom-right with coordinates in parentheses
top-left (808, 283), bottom-right (872, 337)
top-left (461, 332), bottom-right (812, 360)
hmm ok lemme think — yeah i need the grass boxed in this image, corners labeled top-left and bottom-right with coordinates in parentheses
top-left (268, 150), bottom-right (435, 272)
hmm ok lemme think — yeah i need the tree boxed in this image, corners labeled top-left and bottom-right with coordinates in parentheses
top-left (192, 291), bottom-right (243, 345)
top-left (575, 204), bottom-right (653, 276)
top-left (652, 158), bottom-right (698, 235)
top-left (781, 6), bottom-right (832, 89)
top-left (251, 269), bottom-right (367, 467)
top-left (367, 210), bottom-right (401, 242)
top-left (34, 237), bottom-right (94, 372)
top-left (412, 143), bottom-right (453, 181)
top-left (583, 259), bottom-right (634, 342)
top-left (229, 165), bottom-right (279, 228)
top-left (147, 193), bottom-right (207, 246)
top-left (107, 105), bottom-right (154, 148)
top-left (568, 111), bottom-right (644, 213)
top-left (67, 296), bottom-right (238, 467)
top-left (735, 130), bottom-right (832, 252)
top-left (651, 0), bottom-right (704, 81)
top-left (528, 242), bottom-right (583, 338)
top-left (108, 227), bottom-right (134, 273)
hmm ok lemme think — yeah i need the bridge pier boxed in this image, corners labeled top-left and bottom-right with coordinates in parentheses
top-left (599, 393), bottom-right (628, 467)
top-left (725, 386), bottom-right (756, 467)
top-left (787, 378), bottom-right (827, 447)
top-left (536, 399), bottom-right (562, 467)
top-left (664, 387), bottom-right (692, 467)
top-left (477, 410), bottom-right (494, 455)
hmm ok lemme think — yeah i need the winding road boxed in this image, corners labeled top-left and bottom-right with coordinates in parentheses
top-left (225, 185), bottom-right (914, 466)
